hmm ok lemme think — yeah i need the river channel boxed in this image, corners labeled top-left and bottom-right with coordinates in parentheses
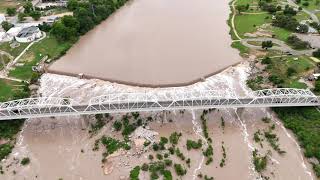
top-left (49, 0), bottom-right (241, 87)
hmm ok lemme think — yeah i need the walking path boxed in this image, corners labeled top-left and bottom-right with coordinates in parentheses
top-left (230, 0), bottom-right (242, 40)
top-left (241, 37), bottom-right (315, 56)
top-left (230, 0), bottom-right (318, 56)
top-left (0, 32), bottom-right (46, 78)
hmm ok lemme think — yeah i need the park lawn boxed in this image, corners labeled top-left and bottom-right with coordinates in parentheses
top-left (317, 12), bottom-right (320, 20)
top-left (270, 27), bottom-right (292, 42)
top-left (0, 54), bottom-right (11, 70)
top-left (0, 79), bottom-right (24, 102)
top-left (234, 13), bottom-right (271, 38)
top-left (295, 11), bottom-right (312, 21)
top-left (267, 56), bottom-right (314, 87)
top-left (0, 42), bottom-right (30, 58)
top-left (0, 0), bottom-right (19, 13)
top-left (231, 41), bottom-right (250, 55)
top-left (299, 0), bottom-right (320, 11)
top-left (9, 35), bottom-right (71, 80)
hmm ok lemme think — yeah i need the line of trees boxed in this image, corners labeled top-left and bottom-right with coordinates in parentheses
top-left (50, 0), bottom-right (128, 42)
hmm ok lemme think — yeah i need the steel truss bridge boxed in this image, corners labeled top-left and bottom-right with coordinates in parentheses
top-left (0, 88), bottom-right (319, 120)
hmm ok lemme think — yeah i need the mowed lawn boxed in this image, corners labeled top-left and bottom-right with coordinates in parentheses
top-left (0, 79), bottom-right (23, 102)
top-left (9, 35), bottom-right (71, 80)
top-left (0, 42), bottom-right (30, 58)
top-left (270, 27), bottom-right (292, 42)
top-left (234, 13), bottom-right (271, 38)
top-left (267, 56), bottom-right (315, 88)
top-left (0, 0), bottom-right (19, 13)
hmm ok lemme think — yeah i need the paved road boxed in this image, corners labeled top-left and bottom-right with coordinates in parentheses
top-left (1, 97), bottom-right (319, 120)
top-left (241, 37), bottom-right (316, 56)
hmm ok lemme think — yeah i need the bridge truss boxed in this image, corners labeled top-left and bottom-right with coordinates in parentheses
top-left (0, 88), bottom-right (319, 120)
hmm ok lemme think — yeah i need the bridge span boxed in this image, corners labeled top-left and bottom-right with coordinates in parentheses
top-left (0, 88), bottom-right (319, 120)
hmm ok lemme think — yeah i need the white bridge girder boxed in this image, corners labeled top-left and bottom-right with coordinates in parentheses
top-left (0, 88), bottom-right (319, 120)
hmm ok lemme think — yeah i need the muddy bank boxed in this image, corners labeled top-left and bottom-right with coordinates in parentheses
top-left (48, 0), bottom-right (241, 87)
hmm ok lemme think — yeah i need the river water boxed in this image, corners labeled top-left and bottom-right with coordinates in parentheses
top-left (0, 0), bottom-right (316, 179)
top-left (48, 0), bottom-right (241, 87)
top-left (0, 62), bottom-right (316, 180)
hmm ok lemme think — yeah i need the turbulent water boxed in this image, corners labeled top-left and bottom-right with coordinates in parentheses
top-left (48, 0), bottom-right (241, 87)
top-left (0, 62), bottom-right (316, 180)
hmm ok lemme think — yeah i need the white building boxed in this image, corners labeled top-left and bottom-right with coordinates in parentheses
top-left (6, 27), bottom-right (22, 37)
top-left (0, 14), bottom-right (6, 24)
top-left (15, 26), bottom-right (42, 43)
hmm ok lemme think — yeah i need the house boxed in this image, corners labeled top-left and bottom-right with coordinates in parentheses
top-left (15, 26), bottom-right (42, 43)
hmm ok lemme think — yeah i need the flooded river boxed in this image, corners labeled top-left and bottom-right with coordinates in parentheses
top-left (49, 0), bottom-right (241, 87)
top-left (1, 63), bottom-right (316, 180)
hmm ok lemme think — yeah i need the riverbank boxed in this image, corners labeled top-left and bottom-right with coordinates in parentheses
top-left (228, 0), bottom-right (320, 177)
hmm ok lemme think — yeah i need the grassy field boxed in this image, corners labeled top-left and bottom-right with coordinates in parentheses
top-left (9, 35), bottom-right (71, 80)
top-left (0, 79), bottom-right (24, 102)
top-left (270, 27), bottom-right (292, 42)
top-left (0, 0), bottom-right (20, 13)
top-left (0, 42), bottom-right (30, 58)
top-left (295, 11), bottom-right (312, 21)
top-left (0, 54), bottom-right (11, 70)
top-left (234, 13), bottom-right (271, 38)
top-left (266, 56), bottom-right (314, 88)
top-left (231, 41), bottom-right (250, 55)
top-left (298, 0), bottom-right (320, 11)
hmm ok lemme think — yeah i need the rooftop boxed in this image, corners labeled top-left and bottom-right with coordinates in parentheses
top-left (16, 26), bottom-right (39, 38)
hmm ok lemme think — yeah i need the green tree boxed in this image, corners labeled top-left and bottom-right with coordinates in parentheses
top-left (262, 40), bottom-right (273, 49)
top-left (18, 13), bottom-right (26, 22)
top-left (129, 166), bottom-right (140, 180)
top-left (67, 0), bottom-right (79, 11)
top-left (113, 121), bottom-right (122, 131)
top-left (1, 21), bottom-right (13, 31)
top-left (314, 78), bottom-right (320, 92)
top-left (174, 164), bottom-right (186, 176)
top-left (6, 8), bottom-right (16, 16)
top-left (313, 49), bottom-right (320, 58)
top-left (286, 67), bottom-right (297, 77)
top-left (21, 157), bottom-right (30, 165)
top-left (23, 2), bottom-right (33, 14)
top-left (236, 4), bottom-right (249, 14)
top-left (30, 11), bottom-right (41, 20)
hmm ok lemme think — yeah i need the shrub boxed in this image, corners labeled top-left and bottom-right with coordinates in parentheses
top-left (174, 164), bottom-right (186, 176)
top-left (156, 153), bottom-right (163, 160)
top-left (313, 49), bottom-right (320, 58)
top-left (169, 132), bottom-right (181, 145)
top-left (252, 150), bottom-right (267, 172)
top-left (152, 143), bottom-right (159, 151)
top-left (6, 8), bottom-right (16, 16)
top-left (287, 35), bottom-right (310, 49)
top-left (130, 166), bottom-right (140, 180)
top-left (261, 57), bottom-right (271, 64)
top-left (164, 159), bottom-right (172, 166)
top-left (162, 170), bottom-right (172, 180)
top-left (186, 139), bottom-right (202, 150)
top-left (148, 154), bottom-right (154, 160)
top-left (141, 163), bottom-right (149, 171)
top-left (113, 121), bottom-right (122, 131)
top-left (21, 157), bottom-right (30, 166)
top-left (1, 21), bottom-right (13, 31)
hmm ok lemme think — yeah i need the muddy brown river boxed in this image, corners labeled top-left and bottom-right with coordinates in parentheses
top-left (49, 0), bottom-right (241, 87)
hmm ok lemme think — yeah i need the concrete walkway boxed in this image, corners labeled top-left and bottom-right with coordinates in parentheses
top-left (241, 37), bottom-right (316, 56)
top-left (0, 32), bottom-right (46, 78)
